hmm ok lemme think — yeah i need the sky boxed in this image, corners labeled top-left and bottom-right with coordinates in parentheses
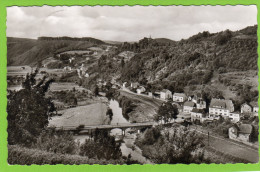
top-left (6, 5), bottom-right (257, 42)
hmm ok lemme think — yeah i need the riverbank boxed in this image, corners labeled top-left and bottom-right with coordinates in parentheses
top-left (49, 99), bottom-right (110, 128)
top-left (115, 90), bottom-right (163, 123)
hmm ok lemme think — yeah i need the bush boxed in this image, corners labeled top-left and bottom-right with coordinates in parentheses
top-left (141, 127), bottom-right (161, 145)
top-left (8, 145), bottom-right (124, 165)
top-left (79, 130), bottom-right (122, 160)
top-left (34, 129), bottom-right (79, 155)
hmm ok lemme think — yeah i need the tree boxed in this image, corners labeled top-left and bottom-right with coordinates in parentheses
top-left (121, 58), bottom-right (125, 68)
top-left (94, 85), bottom-right (99, 97)
top-left (73, 97), bottom-right (78, 105)
top-left (7, 69), bottom-right (55, 146)
top-left (137, 125), bottom-right (208, 164)
top-left (106, 108), bottom-right (113, 120)
top-left (154, 101), bottom-right (178, 123)
top-left (80, 130), bottom-right (122, 160)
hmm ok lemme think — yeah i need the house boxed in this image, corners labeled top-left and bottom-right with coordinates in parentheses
top-left (98, 92), bottom-right (106, 97)
top-left (183, 101), bottom-right (196, 113)
top-left (172, 93), bottom-right (187, 102)
top-left (153, 91), bottom-right (161, 98)
top-left (131, 82), bottom-right (139, 89)
top-left (122, 82), bottom-right (128, 88)
top-left (209, 99), bottom-right (234, 118)
top-left (240, 103), bottom-right (252, 113)
top-left (64, 66), bottom-right (72, 71)
top-left (137, 86), bottom-right (146, 94)
top-left (190, 108), bottom-right (207, 122)
top-left (229, 124), bottom-right (253, 142)
top-left (160, 89), bottom-right (172, 100)
top-left (148, 92), bottom-right (153, 97)
top-left (229, 112), bottom-right (240, 123)
top-left (189, 95), bottom-right (206, 109)
top-left (196, 99), bottom-right (206, 109)
top-left (250, 102), bottom-right (259, 116)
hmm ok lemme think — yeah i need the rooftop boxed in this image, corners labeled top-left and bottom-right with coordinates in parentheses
top-left (184, 101), bottom-right (195, 107)
top-left (173, 93), bottom-right (186, 98)
top-left (161, 89), bottom-right (171, 93)
top-left (209, 98), bottom-right (233, 111)
top-left (235, 124), bottom-right (253, 134)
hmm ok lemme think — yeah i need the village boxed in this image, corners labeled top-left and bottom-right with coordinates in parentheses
top-left (5, 5), bottom-right (259, 165)
top-left (116, 81), bottom-right (259, 144)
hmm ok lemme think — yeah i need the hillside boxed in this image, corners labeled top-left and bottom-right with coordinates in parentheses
top-left (93, 25), bottom-right (258, 105)
top-left (7, 37), bottom-right (106, 66)
top-left (7, 25), bottom-right (258, 104)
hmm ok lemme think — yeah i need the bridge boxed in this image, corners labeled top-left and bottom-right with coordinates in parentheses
top-left (50, 122), bottom-right (156, 135)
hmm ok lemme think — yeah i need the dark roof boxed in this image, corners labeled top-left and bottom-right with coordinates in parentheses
top-left (191, 108), bottom-right (205, 114)
top-left (238, 124), bottom-right (253, 134)
top-left (241, 103), bottom-right (252, 108)
top-left (249, 101), bottom-right (258, 108)
top-left (209, 99), bottom-right (233, 111)
top-left (173, 93), bottom-right (186, 98)
top-left (184, 101), bottom-right (195, 107)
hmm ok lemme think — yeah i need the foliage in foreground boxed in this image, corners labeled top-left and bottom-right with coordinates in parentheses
top-left (34, 129), bottom-right (79, 155)
top-left (7, 69), bottom-right (55, 146)
top-left (80, 130), bottom-right (122, 160)
top-left (8, 145), bottom-right (125, 165)
top-left (136, 125), bottom-right (210, 164)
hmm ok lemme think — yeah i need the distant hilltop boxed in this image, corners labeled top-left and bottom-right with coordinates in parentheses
top-left (38, 36), bottom-right (105, 44)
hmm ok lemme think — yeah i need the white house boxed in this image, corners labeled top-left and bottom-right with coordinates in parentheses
top-left (196, 99), bottom-right (206, 109)
top-left (229, 112), bottom-right (240, 123)
top-left (229, 124), bottom-right (253, 143)
top-left (64, 66), bottom-right (72, 71)
top-left (160, 89), bottom-right (172, 100)
top-left (190, 108), bottom-right (207, 122)
top-left (137, 86), bottom-right (146, 94)
top-left (122, 82), bottom-right (128, 88)
top-left (250, 102), bottom-right (258, 116)
top-left (209, 98), bottom-right (234, 118)
top-left (240, 103), bottom-right (252, 114)
top-left (183, 101), bottom-right (196, 113)
top-left (172, 93), bottom-right (187, 102)
top-left (131, 82), bottom-right (139, 89)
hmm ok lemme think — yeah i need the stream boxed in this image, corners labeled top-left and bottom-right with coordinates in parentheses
top-left (74, 99), bottom-right (152, 164)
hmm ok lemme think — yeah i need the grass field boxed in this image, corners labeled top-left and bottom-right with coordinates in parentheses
top-left (7, 66), bottom-right (31, 76)
top-left (49, 102), bottom-right (108, 127)
top-left (49, 82), bottom-right (87, 92)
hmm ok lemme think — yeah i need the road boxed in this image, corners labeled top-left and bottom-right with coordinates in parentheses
top-left (191, 127), bottom-right (259, 163)
top-left (119, 89), bottom-right (163, 108)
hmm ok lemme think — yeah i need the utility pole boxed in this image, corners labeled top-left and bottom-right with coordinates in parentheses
top-left (208, 131), bottom-right (210, 146)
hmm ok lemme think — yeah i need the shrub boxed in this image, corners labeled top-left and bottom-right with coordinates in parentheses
top-left (79, 130), bottom-right (122, 160)
top-left (8, 145), bottom-right (124, 165)
top-left (141, 127), bottom-right (161, 145)
top-left (34, 129), bottom-right (79, 155)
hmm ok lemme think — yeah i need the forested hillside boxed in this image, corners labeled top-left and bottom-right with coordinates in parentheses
top-left (7, 25), bottom-right (258, 104)
top-left (7, 37), bottom-right (105, 66)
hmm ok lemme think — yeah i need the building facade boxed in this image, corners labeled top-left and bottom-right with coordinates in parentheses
top-left (160, 89), bottom-right (172, 100)
top-left (183, 101), bottom-right (196, 113)
top-left (173, 93), bottom-right (187, 102)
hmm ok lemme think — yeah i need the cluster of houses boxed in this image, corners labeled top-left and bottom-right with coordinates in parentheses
top-left (124, 82), bottom-right (258, 143)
